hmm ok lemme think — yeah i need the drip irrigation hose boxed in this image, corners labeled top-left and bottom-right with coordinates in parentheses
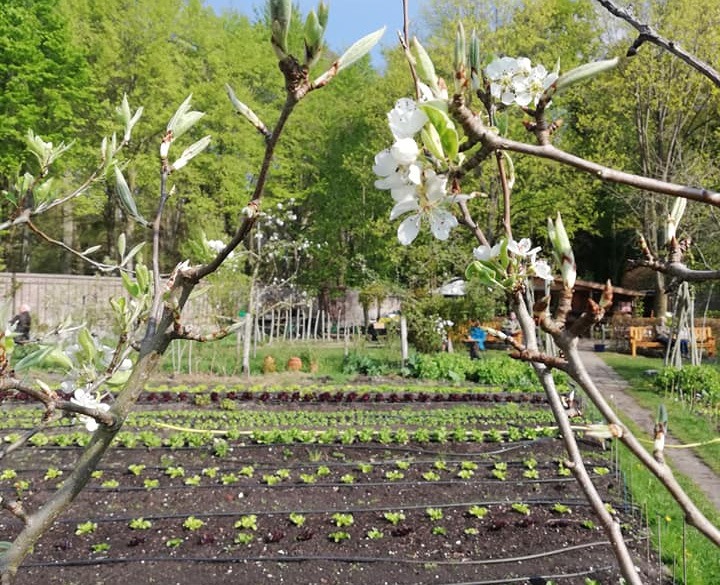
top-left (55, 497), bottom-right (637, 525)
top-left (24, 476), bottom-right (583, 497)
top-left (440, 565), bottom-right (616, 585)
top-left (8, 451), bottom-right (607, 475)
top-left (22, 539), bottom-right (624, 568)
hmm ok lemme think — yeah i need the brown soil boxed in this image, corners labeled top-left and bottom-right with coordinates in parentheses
top-left (3, 437), bottom-right (668, 585)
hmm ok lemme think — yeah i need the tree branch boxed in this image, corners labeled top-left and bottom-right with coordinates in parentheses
top-left (595, 0), bottom-right (720, 87)
top-left (450, 96), bottom-right (720, 207)
top-left (630, 259), bottom-right (720, 282)
top-left (513, 296), bottom-right (641, 584)
top-left (563, 343), bottom-right (720, 547)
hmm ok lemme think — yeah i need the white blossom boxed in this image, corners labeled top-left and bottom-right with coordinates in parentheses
top-left (507, 238), bottom-right (541, 258)
top-left (71, 388), bottom-right (110, 432)
top-left (373, 145), bottom-right (421, 191)
top-left (532, 259), bottom-right (554, 281)
top-left (515, 64), bottom-right (558, 107)
top-left (387, 98), bottom-right (428, 140)
top-left (486, 56), bottom-right (556, 107)
top-left (485, 56), bottom-right (525, 105)
top-left (473, 243), bottom-right (502, 261)
top-left (391, 170), bottom-right (465, 245)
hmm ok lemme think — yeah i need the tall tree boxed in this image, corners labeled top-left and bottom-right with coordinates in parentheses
top-left (569, 0), bottom-right (720, 311)
top-left (0, 0), bottom-right (95, 271)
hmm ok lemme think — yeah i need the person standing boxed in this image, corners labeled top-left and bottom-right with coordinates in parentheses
top-left (11, 304), bottom-right (31, 343)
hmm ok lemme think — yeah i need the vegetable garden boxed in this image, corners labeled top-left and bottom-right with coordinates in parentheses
top-left (1, 371), bottom-right (669, 584)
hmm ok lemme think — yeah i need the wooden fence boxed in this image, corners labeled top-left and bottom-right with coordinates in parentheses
top-left (0, 272), bottom-right (222, 334)
top-left (0, 273), bottom-right (401, 341)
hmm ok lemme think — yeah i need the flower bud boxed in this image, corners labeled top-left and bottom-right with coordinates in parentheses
top-left (547, 212), bottom-right (576, 290)
top-left (469, 29), bottom-right (480, 90)
top-left (412, 37), bottom-right (439, 96)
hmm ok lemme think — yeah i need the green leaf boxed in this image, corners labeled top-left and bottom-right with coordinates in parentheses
top-left (419, 104), bottom-right (458, 161)
top-left (304, 10), bottom-right (323, 65)
top-left (501, 151), bottom-right (515, 190)
top-left (44, 347), bottom-right (74, 371)
top-left (121, 270), bottom-right (140, 297)
top-left (421, 125), bottom-right (445, 161)
top-left (412, 37), bottom-right (439, 94)
top-left (78, 327), bottom-right (97, 363)
top-left (166, 95), bottom-right (205, 141)
top-left (117, 232), bottom-right (127, 258)
top-left (550, 58), bottom-right (619, 97)
top-left (114, 165), bottom-right (149, 227)
top-left (336, 27), bottom-right (385, 73)
top-left (270, 0), bottom-right (292, 55)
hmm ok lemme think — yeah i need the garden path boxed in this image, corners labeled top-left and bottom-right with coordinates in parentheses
top-left (578, 343), bottom-right (720, 512)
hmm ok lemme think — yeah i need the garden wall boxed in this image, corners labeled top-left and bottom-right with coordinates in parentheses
top-left (0, 272), bottom-right (212, 334)
top-left (0, 273), bottom-right (402, 338)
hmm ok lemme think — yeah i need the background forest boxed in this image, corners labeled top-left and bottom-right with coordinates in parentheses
top-left (2, 0), bottom-right (720, 316)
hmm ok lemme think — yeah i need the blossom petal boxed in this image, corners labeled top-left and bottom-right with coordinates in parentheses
top-left (390, 137), bottom-right (419, 165)
top-left (473, 245), bottom-right (493, 261)
top-left (397, 214), bottom-right (421, 245)
top-left (429, 209), bottom-right (458, 241)
top-left (390, 198), bottom-right (420, 220)
top-left (424, 171), bottom-right (447, 201)
top-left (390, 184), bottom-right (417, 202)
top-left (374, 172), bottom-right (406, 190)
top-left (532, 259), bottom-right (554, 281)
top-left (388, 98), bottom-right (428, 140)
top-left (372, 149), bottom-right (396, 177)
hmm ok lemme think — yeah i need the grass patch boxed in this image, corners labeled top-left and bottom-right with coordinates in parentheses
top-left (161, 336), bottom-right (404, 380)
top-left (601, 353), bottom-right (720, 475)
top-left (618, 418), bottom-right (720, 585)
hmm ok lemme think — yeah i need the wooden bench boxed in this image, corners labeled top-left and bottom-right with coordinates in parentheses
top-left (629, 325), bottom-right (716, 357)
top-left (695, 326), bottom-right (717, 357)
top-left (629, 326), bottom-right (663, 357)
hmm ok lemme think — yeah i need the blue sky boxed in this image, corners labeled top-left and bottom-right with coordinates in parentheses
top-left (205, 1), bottom-right (423, 67)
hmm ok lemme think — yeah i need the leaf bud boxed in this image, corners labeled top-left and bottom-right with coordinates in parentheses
top-left (453, 22), bottom-right (466, 92)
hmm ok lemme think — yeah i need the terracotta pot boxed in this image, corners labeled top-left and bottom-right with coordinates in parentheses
top-left (286, 356), bottom-right (303, 371)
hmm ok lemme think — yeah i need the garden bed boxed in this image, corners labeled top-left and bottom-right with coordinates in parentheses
top-left (0, 386), bottom-right (670, 584)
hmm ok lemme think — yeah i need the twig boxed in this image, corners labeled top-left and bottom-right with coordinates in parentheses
top-left (595, 0), bottom-right (720, 87)
top-left (24, 220), bottom-right (117, 272)
top-left (563, 343), bottom-right (720, 547)
top-left (450, 95), bottom-right (720, 208)
top-left (513, 296), bottom-right (642, 585)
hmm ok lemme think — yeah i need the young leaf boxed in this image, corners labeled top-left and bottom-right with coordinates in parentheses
top-left (412, 37), bottom-right (439, 95)
top-left (336, 27), bottom-right (385, 73)
top-left (419, 104), bottom-right (458, 161)
top-left (167, 95), bottom-right (205, 141)
top-left (421, 124), bottom-right (445, 161)
top-left (225, 85), bottom-right (268, 136)
top-left (114, 166), bottom-right (149, 227)
top-left (550, 58), bottom-right (619, 97)
top-left (171, 136), bottom-right (211, 171)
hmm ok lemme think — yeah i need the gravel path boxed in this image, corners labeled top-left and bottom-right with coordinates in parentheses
top-left (578, 346), bottom-right (720, 512)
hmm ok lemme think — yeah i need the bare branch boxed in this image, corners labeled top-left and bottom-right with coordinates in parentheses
top-left (450, 96), bottom-right (720, 208)
top-left (595, 0), bottom-right (720, 87)
top-left (456, 198), bottom-right (490, 247)
top-left (1, 499), bottom-right (28, 525)
top-left (563, 344), bottom-right (720, 547)
top-left (630, 259), bottom-right (720, 282)
top-left (513, 296), bottom-right (641, 584)
top-left (25, 220), bottom-right (116, 272)
top-left (0, 379), bottom-right (117, 431)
